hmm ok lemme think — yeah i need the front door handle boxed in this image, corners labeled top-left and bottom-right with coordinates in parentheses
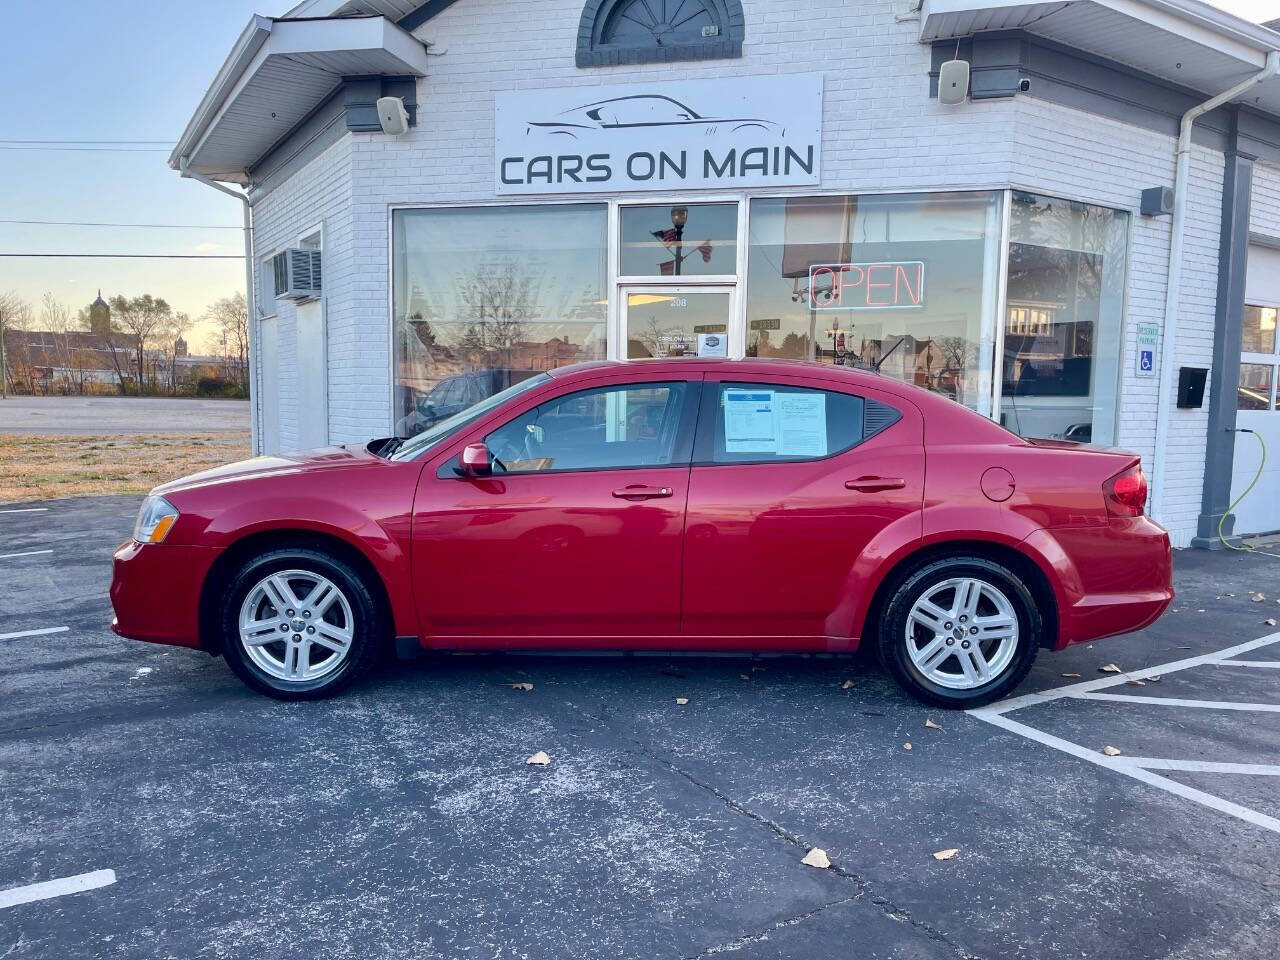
top-left (845, 476), bottom-right (906, 493)
top-left (612, 484), bottom-right (674, 501)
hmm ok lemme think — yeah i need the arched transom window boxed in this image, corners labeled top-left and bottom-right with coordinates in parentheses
top-left (576, 0), bottom-right (745, 67)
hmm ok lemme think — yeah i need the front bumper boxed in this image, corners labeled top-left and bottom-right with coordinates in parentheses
top-left (110, 540), bottom-right (214, 649)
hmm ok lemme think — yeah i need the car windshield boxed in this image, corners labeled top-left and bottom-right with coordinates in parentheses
top-left (388, 373), bottom-right (551, 462)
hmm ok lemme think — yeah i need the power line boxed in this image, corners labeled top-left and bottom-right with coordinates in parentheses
top-left (0, 253), bottom-right (244, 259)
top-left (0, 138), bottom-right (171, 145)
top-left (0, 218), bottom-right (241, 230)
top-left (0, 145), bottom-right (169, 153)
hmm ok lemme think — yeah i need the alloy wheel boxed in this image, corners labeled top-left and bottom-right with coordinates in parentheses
top-left (237, 569), bottom-right (355, 683)
top-left (904, 577), bottom-right (1019, 690)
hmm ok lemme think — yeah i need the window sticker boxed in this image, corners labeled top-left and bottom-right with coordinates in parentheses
top-left (775, 392), bottom-right (827, 457)
top-left (724, 389), bottom-right (777, 452)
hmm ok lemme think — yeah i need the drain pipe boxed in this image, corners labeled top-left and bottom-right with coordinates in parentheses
top-left (1151, 50), bottom-right (1280, 526)
top-left (179, 157), bottom-right (260, 455)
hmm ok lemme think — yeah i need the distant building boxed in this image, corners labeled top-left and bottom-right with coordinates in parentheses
top-left (1, 291), bottom-right (135, 392)
top-left (88, 291), bottom-right (112, 337)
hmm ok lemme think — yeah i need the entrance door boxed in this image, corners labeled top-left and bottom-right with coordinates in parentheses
top-left (622, 286), bottom-right (736, 360)
top-left (1230, 246), bottom-right (1280, 536)
top-left (295, 299), bottom-right (328, 449)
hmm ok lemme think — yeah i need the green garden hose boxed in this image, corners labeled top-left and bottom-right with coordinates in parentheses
top-left (1218, 428), bottom-right (1267, 552)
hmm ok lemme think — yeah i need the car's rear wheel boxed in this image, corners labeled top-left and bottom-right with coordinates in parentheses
top-left (220, 547), bottom-right (383, 700)
top-left (878, 556), bottom-right (1040, 709)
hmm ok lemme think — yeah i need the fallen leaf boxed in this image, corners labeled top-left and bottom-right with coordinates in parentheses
top-left (1197, 609), bottom-right (1205, 613)
top-left (925, 718), bottom-right (944, 732)
top-left (1102, 745), bottom-right (1121, 757)
top-left (841, 680), bottom-right (856, 690)
top-left (1061, 672), bottom-right (1082, 678)
top-left (739, 674), bottom-right (750, 681)
top-left (510, 682), bottom-right (534, 691)
top-left (525, 751), bottom-right (550, 766)
top-left (1265, 618), bottom-right (1278, 627)
top-left (1252, 593), bottom-right (1267, 602)
top-left (1126, 679), bottom-right (1146, 686)
top-left (675, 697), bottom-right (689, 706)
top-left (751, 665), bottom-right (766, 672)
top-left (903, 742), bottom-right (912, 751)
top-left (1147, 675), bottom-right (1161, 683)
top-left (801, 848), bottom-right (830, 869)
top-left (1176, 645), bottom-right (1192, 649)
top-left (932, 848), bottom-right (959, 861)
top-left (1099, 663), bottom-right (1122, 674)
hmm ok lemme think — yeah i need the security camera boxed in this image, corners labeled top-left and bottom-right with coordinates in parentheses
top-left (376, 96), bottom-right (410, 136)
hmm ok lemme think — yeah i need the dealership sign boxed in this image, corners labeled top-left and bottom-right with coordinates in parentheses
top-left (495, 74), bottom-right (823, 195)
top-left (809, 262), bottom-right (926, 311)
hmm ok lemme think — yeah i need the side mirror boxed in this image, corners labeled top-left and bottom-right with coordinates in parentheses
top-left (459, 442), bottom-right (492, 477)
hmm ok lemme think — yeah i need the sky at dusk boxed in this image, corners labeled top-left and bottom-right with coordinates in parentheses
top-left (0, 0), bottom-right (1277, 353)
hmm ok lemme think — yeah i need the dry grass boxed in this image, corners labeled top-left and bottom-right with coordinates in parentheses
top-left (0, 432), bottom-right (251, 504)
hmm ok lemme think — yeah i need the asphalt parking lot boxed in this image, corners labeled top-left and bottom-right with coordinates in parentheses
top-left (3, 497), bottom-right (1280, 960)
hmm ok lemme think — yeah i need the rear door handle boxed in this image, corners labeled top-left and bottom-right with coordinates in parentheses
top-left (612, 484), bottom-right (674, 501)
top-left (845, 476), bottom-right (906, 493)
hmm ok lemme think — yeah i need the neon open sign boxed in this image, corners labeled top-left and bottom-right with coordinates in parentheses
top-left (808, 261), bottom-right (926, 311)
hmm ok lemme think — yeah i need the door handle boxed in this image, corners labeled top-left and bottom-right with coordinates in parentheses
top-left (612, 485), bottom-right (674, 501)
top-left (845, 476), bottom-right (906, 493)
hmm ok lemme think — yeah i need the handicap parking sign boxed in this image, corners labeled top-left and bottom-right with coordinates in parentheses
top-left (1139, 350), bottom-right (1153, 372)
top-left (1135, 322), bottom-right (1159, 378)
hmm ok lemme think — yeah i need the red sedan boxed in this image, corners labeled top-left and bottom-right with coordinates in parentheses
top-left (111, 359), bottom-right (1172, 708)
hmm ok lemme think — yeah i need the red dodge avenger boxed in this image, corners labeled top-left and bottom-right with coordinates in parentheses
top-left (111, 359), bottom-right (1172, 708)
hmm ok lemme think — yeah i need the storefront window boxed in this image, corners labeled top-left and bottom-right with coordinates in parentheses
top-left (1238, 363), bottom-right (1275, 411)
top-left (1002, 193), bottom-right (1128, 445)
top-left (392, 204), bottom-right (607, 436)
top-left (745, 192), bottom-right (1002, 414)
top-left (1243, 305), bottom-right (1277, 354)
top-left (620, 202), bottom-right (737, 277)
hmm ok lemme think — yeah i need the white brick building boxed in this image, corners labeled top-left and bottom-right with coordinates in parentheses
top-left (172, 0), bottom-right (1280, 549)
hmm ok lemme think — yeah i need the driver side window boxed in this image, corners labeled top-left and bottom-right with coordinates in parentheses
top-left (485, 381), bottom-right (691, 473)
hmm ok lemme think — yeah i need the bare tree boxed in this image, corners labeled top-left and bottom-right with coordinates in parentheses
top-left (0, 291), bottom-right (32, 398)
top-left (456, 263), bottom-right (533, 370)
top-left (110, 294), bottom-right (172, 394)
top-left (204, 292), bottom-right (249, 387)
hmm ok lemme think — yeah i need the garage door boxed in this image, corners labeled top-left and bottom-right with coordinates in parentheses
top-left (1230, 245), bottom-right (1280, 536)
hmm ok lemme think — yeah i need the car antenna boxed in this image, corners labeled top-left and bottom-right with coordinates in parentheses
top-left (871, 336), bottom-right (905, 374)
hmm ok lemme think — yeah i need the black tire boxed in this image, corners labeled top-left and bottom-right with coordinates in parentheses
top-left (877, 556), bottom-right (1040, 709)
top-left (219, 546), bottom-right (384, 700)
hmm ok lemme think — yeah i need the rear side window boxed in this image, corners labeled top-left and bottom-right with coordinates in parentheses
top-left (485, 381), bottom-right (692, 473)
top-left (698, 382), bottom-right (898, 464)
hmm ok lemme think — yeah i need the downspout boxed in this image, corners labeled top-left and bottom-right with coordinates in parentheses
top-left (1151, 51), bottom-right (1280, 527)
top-left (179, 157), bottom-right (260, 455)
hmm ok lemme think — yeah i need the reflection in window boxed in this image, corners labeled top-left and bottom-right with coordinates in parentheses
top-left (1243, 305), bottom-right (1278, 355)
top-left (626, 291), bottom-right (730, 359)
top-left (745, 193), bottom-right (1002, 414)
top-left (392, 205), bottom-right (607, 436)
top-left (1238, 363), bottom-right (1275, 411)
top-left (620, 203), bottom-right (737, 277)
top-left (1002, 193), bottom-right (1128, 446)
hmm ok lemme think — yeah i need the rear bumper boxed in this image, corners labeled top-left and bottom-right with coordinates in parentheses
top-left (110, 540), bottom-right (215, 649)
top-left (1024, 518), bottom-right (1174, 650)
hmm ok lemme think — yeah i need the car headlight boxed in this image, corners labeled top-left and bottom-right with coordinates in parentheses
top-left (134, 495), bottom-right (179, 543)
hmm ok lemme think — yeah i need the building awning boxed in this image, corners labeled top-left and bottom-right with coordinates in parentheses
top-left (920, 0), bottom-right (1280, 116)
top-left (169, 15), bottom-right (430, 184)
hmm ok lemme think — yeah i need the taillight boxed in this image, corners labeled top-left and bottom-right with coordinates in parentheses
top-left (1104, 465), bottom-right (1147, 518)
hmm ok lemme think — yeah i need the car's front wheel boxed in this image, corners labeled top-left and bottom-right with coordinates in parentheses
top-left (220, 546), bottom-right (383, 700)
top-left (878, 556), bottom-right (1041, 709)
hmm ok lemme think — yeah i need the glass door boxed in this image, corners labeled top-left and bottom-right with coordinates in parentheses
top-left (622, 286), bottom-right (736, 360)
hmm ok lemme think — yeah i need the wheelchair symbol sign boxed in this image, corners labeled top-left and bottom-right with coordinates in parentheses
top-left (1135, 323), bottom-right (1160, 377)
top-left (1139, 350), bottom-right (1153, 372)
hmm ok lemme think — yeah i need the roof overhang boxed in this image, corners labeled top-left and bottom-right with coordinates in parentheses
top-left (920, 0), bottom-right (1280, 117)
top-left (170, 14), bottom-right (430, 184)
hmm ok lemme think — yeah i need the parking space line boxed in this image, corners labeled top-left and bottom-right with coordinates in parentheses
top-left (1074, 692), bottom-right (1280, 712)
top-left (0, 549), bottom-right (53, 560)
top-left (0, 626), bottom-right (70, 641)
top-left (974, 710), bottom-right (1280, 835)
top-left (1122, 758), bottom-right (1280, 775)
top-left (0, 508), bottom-right (49, 514)
top-left (0, 869), bottom-right (116, 910)
top-left (1217, 660), bottom-right (1280, 669)
top-left (984, 631), bottom-right (1280, 715)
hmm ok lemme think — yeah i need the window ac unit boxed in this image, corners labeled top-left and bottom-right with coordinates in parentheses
top-left (271, 248), bottom-right (322, 301)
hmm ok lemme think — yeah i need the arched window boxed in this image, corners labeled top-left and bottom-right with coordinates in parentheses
top-left (576, 0), bottom-right (744, 67)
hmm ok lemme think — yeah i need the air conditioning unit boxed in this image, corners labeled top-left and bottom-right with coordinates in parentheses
top-left (271, 248), bottom-right (322, 301)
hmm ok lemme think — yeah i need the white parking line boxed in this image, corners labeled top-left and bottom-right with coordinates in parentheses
top-left (0, 869), bottom-right (116, 910)
top-left (971, 631), bottom-right (1280, 836)
top-left (1217, 660), bottom-right (1280, 669)
top-left (0, 626), bottom-right (70, 641)
top-left (1074, 692), bottom-right (1280, 712)
top-left (0, 508), bottom-right (49, 514)
top-left (0, 549), bottom-right (53, 560)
